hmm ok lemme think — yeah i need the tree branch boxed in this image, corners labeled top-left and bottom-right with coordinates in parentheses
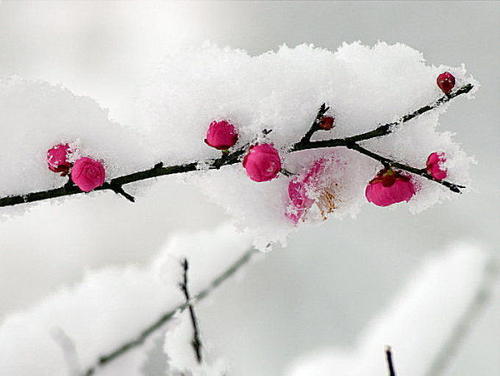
top-left (179, 258), bottom-right (203, 364)
top-left (297, 103), bottom-right (330, 145)
top-left (0, 84), bottom-right (473, 208)
top-left (424, 257), bottom-right (499, 376)
top-left (385, 346), bottom-right (397, 376)
top-left (344, 142), bottom-right (465, 193)
top-left (82, 248), bottom-right (257, 376)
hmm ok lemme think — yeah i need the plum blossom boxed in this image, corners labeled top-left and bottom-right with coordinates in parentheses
top-left (436, 72), bottom-right (456, 94)
top-left (242, 144), bottom-right (281, 182)
top-left (286, 158), bottom-right (337, 224)
top-left (365, 168), bottom-right (416, 207)
top-left (205, 120), bottom-right (238, 150)
top-left (426, 152), bottom-right (447, 180)
top-left (47, 143), bottom-right (73, 175)
top-left (71, 157), bottom-right (106, 192)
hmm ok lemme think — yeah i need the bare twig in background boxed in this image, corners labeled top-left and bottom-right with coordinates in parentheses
top-left (0, 84), bottom-right (472, 208)
top-left (425, 257), bottom-right (499, 376)
top-left (51, 327), bottom-right (81, 376)
top-left (179, 258), bottom-right (203, 364)
top-left (82, 248), bottom-right (257, 376)
top-left (385, 346), bottom-right (397, 376)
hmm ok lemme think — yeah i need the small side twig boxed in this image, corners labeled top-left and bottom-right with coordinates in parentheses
top-left (298, 103), bottom-right (330, 145)
top-left (103, 182), bottom-right (135, 202)
top-left (385, 346), bottom-right (397, 376)
top-left (179, 258), bottom-right (203, 364)
top-left (51, 327), bottom-right (82, 376)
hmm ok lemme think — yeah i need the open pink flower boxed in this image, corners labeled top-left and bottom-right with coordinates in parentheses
top-left (286, 159), bottom-right (327, 223)
top-left (365, 168), bottom-right (416, 207)
top-left (242, 144), bottom-right (281, 182)
top-left (426, 152), bottom-right (447, 180)
top-left (205, 120), bottom-right (238, 150)
top-left (71, 157), bottom-right (106, 192)
top-left (47, 143), bottom-right (73, 175)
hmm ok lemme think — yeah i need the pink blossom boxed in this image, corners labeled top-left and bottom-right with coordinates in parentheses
top-left (71, 157), bottom-right (106, 192)
top-left (426, 152), bottom-right (447, 180)
top-left (205, 120), bottom-right (238, 150)
top-left (365, 169), bottom-right (416, 207)
top-left (242, 144), bottom-right (281, 182)
top-left (286, 159), bottom-right (327, 223)
top-left (47, 143), bottom-right (72, 175)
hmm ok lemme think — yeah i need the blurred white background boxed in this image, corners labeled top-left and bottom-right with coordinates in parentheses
top-left (0, 1), bottom-right (498, 375)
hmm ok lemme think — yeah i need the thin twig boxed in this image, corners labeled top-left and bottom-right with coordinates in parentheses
top-left (51, 327), bottom-right (82, 376)
top-left (0, 84), bottom-right (473, 208)
top-left (179, 258), bottom-right (203, 364)
top-left (424, 257), bottom-right (499, 376)
top-left (102, 182), bottom-right (135, 202)
top-left (82, 248), bottom-right (257, 376)
top-left (298, 103), bottom-right (330, 145)
top-left (344, 142), bottom-right (465, 193)
top-left (385, 346), bottom-right (397, 376)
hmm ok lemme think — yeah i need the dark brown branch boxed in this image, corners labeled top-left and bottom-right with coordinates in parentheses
top-left (82, 248), bottom-right (256, 376)
top-left (0, 84), bottom-right (473, 208)
top-left (179, 258), bottom-right (203, 364)
top-left (385, 346), bottom-right (397, 376)
top-left (102, 182), bottom-right (135, 202)
top-left (344, 142), bottom-right (465, 193)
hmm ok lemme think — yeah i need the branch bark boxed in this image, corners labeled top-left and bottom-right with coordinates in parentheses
top-left (0, 84), bottom-right (473, 208)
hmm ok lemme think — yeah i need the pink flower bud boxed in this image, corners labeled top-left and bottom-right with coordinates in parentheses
top-left (205, 120), bottom-right (238, 150)
top-left (47, 143), bottom-right (72, 175)
top-left (436, 72), bottom-right (455, 94)
top-left (71, 157), bottom-right (106, 192)
top-left (242, 144), bottom-right (281, 182)
top-left (426, 152), bottom-right (447, 180)
top-left (319, 116), bottom-right (335, 130)
top-left (365, 169), bottom-right (416, 207)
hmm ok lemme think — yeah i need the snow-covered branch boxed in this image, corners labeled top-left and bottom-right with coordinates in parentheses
top-left (0, 83), bottom-right (472, 209)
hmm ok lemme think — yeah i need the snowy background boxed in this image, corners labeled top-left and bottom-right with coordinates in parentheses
top-left (0, 1), bottom-right (498, 375)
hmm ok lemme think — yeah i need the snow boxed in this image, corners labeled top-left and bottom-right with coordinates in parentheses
top-left (0, 42), bottom-right (478, 249)
top-left (286, 243), bottom-right (491, 376)
top-left (0, 224), bottom-right (253, 376)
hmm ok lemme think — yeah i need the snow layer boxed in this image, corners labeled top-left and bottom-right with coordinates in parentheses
top-left (0, 224), bottom-right (253, 376)
top-left (286, 243), bottom-right (491, 376)
top-left (0, 42), bottom-right (478, 248)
